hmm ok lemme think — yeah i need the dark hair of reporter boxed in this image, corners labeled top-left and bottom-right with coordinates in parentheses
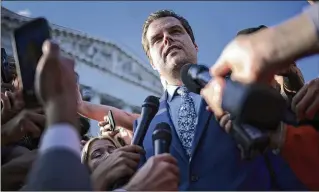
top-left (79, 116), bottom-right (90, 137)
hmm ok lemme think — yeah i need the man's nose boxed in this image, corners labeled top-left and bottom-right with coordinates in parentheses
top-left (163, 34), bottom-right (173, 46)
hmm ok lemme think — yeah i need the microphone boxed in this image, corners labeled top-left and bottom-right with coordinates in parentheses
top-left (180, 64), bottom-right (319, 130)
top-left (180, 64), bottom-right (285, 159)
top-left (110, 96), bottom-right (159, 190)
top-left (181, 64), bottom-right (287, 130)
top-left (152, 122), bottom-right (172, 155)
top-left (131, 95), bottom-right (160, 146)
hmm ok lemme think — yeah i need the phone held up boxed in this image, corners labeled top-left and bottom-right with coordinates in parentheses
top-left (12, 17), bottom-right (51, 109)
top-left (108, 110), bottom-right (116, 132)
top-left (1, 48), bottom-right (14, 92)
top-left (2, 48), bottom-right (11, 84)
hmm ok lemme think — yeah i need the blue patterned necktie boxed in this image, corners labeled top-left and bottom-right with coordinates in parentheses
top-left (177, 86), bottom-right (197, 157)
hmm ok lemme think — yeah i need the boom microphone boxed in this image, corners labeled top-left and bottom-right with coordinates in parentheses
top-left (152, 122), bottom-right (172, 155)
top-left (181, 64), bottom-right (287, 130)
top-left (132, 95), bottom-right (160, 146)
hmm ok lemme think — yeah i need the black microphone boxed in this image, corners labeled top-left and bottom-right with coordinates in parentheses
top-left (181, 64), bottom-right (285, 159)
top-left (131, 95), bottom-right (160, 146)
top-left (110, 96), bottom-right (159, 190)
top-left (181, 64), bottom-right (319, 130)
top-left (181, 64), bottom-right (288, 130)
top-left (152, 122), bottom-right (172, 155)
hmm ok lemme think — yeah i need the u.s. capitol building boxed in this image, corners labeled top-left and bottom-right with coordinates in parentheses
top-left (1, 7), bottom-right (162, 136)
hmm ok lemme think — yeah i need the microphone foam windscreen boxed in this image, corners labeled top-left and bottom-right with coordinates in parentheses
top-left (180, 64), bottom-right (201, 94)
top-left (152, 122), bottom-right (172, 143)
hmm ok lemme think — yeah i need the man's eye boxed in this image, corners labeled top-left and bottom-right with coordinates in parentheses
top-left (172, 29), bottom-right (180, 33)
top-left (153, 38), bottom-right (160, 44)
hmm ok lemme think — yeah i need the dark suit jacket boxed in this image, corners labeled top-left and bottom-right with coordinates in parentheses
top-left (24, 148), bottom-right (92, 191)
top-left (134, 92), bottom-right (307, 190)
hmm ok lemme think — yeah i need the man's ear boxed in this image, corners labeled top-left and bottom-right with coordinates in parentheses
top-left (194, 42), bottom-right (199, 52)
top-left (149, 57), bottom-right (157, 71)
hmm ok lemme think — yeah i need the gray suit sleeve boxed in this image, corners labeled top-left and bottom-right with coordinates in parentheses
top-left (304, 2), bottom-right (319, 36)
top-left (24, 148), bottom-right (92, 191)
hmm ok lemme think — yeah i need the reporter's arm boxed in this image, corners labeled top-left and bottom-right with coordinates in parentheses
top-left (304, 2), bottom-right (319, 35)
top-left (78, 101), bottom-right (140, 130)
top-left (1, 150), bottom-right (37, 191)
top-left (1, 116), bottom-right (24, 146)
top-left (1, 123), bottom-right (15, 146)
top-left (261, 3), bottom-right (319, 69)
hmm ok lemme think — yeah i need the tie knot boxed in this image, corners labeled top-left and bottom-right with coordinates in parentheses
top-left (177, 86), bottom-right (189, 96)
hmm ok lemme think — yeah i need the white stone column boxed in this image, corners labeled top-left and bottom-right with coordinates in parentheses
top-left (88, 92), bottom-right (101, 137)
top-left (112, 50), bottom-right (118, 72)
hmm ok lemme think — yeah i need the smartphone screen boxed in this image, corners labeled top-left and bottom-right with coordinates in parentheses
top-left (12, 18), bottom-right (51, 108)
top-left (108, 110), bottom-right (116, 131)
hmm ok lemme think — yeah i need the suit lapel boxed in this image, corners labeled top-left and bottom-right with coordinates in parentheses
top-left (155, 92), bottom-right (188, 163)
top-left (191, 98), bottom-right (212, 157)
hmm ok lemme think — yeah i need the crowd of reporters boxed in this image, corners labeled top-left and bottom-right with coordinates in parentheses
top-left (1, 1), bottom-right (319, 191)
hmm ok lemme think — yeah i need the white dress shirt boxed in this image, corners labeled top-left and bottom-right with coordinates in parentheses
top-left (39, 123), bottom-right (81, 158)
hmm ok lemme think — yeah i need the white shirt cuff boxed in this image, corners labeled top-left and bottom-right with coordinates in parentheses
top-left (113, 189), bottom-right (127, 192)
top-left (39, 123), bottom-right (81, 158)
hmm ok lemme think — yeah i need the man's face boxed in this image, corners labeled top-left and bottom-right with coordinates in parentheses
top-left (146, 16), bottom-right (198, 81)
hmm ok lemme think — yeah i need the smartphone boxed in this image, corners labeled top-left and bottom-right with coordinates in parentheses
top-left (108, 110), bottom-right (116, 131)
top-left (1, 48), bottom-right (10, 83)
top-left (12, 17), bottom-right (51, 108)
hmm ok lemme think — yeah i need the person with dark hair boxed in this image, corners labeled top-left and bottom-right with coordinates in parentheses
top-left (132, 9), bottom-right (307, 190)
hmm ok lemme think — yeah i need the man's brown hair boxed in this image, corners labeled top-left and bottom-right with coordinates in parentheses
top-left (141, 10), bottom-right (196, 60)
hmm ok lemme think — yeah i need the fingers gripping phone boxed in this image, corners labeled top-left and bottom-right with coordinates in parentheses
top-left (12, 18), bottom-right (51, 108)
top-left (108, 110), bottom-right (116, 132)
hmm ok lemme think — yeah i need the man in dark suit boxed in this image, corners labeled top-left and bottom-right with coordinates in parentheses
top-left (134, 10), bottom-right (308, 190)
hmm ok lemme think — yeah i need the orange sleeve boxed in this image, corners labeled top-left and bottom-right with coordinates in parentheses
top-left (281, 125), bottom-right (319, 190)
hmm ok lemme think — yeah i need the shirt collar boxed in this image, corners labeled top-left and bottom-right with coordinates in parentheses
top-left (166, 84), bottom-right (180, 102)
